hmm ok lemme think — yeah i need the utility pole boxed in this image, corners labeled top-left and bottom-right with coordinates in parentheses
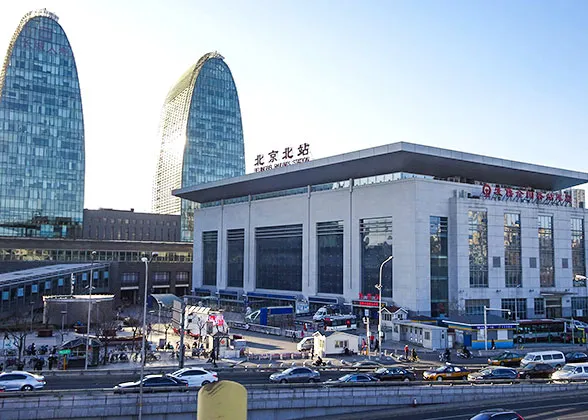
top-left (365, 309), bottom-right (370, 360)
top-left (179, 297), bottom-right (186, 369)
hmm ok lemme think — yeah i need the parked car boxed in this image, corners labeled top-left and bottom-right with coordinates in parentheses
top-left (551, 362), bottom-right (588, 382)
top-left (328, 373), bottom-right (379, 383)
top-left (520, 351), bottom-right (565, 369)
top-left (423, 365), bottom-right (470, 381)
top-left (269, 367), bottom-right (320, 384)
top-left (0, 371), bottom-right (45, 391)
top-left (371, 367), bottom-right (416, 382)
top-left (169, 368), bottom-right (218, 387)
top-left (467, 367), bottom-right (518, 382)
top-left (565, 352), bottom-right (588, 363)
top-left (517, 363), bottom-right (555, 379)
top-left (469, 408), bottom-right (524, 419)
top-left (351, 361), bottom-right (384, 370)
top-left (114, 374), bottom-right (188, 392)
top-left (487, 352), bottom-right (523, 367)
top-left (297, 336), bottom-right (314, 352)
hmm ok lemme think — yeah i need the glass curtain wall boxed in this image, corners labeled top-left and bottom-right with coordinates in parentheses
top-left (255, 224), bottom-right (303, 291)
top-left (538, 216), bottom-right (554, 287)
top-left (465, 299), bottom-right (489, 315)
top-left (430, 216), bottom-right (448, 317)
top-left (360, 217), bottom-right (393, 297)
top-left (504, 213), bottom-right (522, 288)
top-left (317, 221), bottom-right (344, 294)
top-left (501, 298), bottom-right (527, 320)
top-left (202, 231), bottom-right (218, 285)
top-left (227, 228), bottom-right (244, 287)
top-left (468, 211), bottom-right (488, 287)
top-left (572, 218), bottom-right (586, 287)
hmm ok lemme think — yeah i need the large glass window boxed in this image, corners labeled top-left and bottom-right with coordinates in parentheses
top-left (360, 217), bottom-right (393, 297)
top-left (317, 221), bottom-right (344, 294)
top-left (468, 211), bottom-right (488, 287)
top-left (572, 218), bottom-right (586, 287)
top-left (465, 299), bottom-right (489, 315)
top-left (504, 213), bottom-right (522, 288)
top-left (430, 216), bottom-right (448, 317)
top-left (255, 224), bottom-right (302, 291)
top-left (502, 298), bottom-right (526, 320)
top-left (538, 216), bottom-right (554, 287)
top-left (572, 297), bottom-right (588, 315)
top-left (202, 231), bottom-right (218, 286)
top-left (227, 229), bottom-right (244, 288)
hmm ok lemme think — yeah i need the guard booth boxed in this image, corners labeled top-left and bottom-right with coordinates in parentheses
top-left (442, 315), bottom-right (518, 349)
top-left (389, 320), bottom-right (448, 350)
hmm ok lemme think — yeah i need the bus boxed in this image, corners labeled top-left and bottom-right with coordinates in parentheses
top-left (513, 319), bottom-right (569, 343)
top-left (323, 315), bottom-right (357, 332)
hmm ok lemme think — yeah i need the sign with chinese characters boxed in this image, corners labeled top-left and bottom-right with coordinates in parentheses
top-left (254, 143), bottom-right (310, 172)
top-left (481, 183), bottom-right (572, 206)
top-left (353, 292), bottom-right (385, 308)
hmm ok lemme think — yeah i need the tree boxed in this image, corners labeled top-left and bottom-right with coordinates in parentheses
top-left (1, 312), bottom-right (31, 363)
top-left (95, 307), bottom-right (120, 365)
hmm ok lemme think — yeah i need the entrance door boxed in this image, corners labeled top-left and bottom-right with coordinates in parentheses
top-left (546, 297), bottom-right (562, 318)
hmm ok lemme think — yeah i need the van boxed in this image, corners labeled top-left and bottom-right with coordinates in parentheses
top-left (313, 307), bottom-right (329, 321)
top-left (552, 362), bottom-right (588, 381)
top-left (520, 351), bottom-right (565, 369)
top-left (297, 336), bottom-right (314, 352)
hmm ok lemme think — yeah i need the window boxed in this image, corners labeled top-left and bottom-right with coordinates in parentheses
top-left (493, 257), bottom-right (501, 268)
top-left (572, 218), bottom-right (586, 287)
top-left (538, 216), bottom-right (554, 287)
top-left (534, 298), bottom-right (545, 316)
top-left (317, 221), bottom-right (344, 294)
top-left (255, 224), bottom-right (303, 291)
top-left (227, 229), bottom-right (244, 288)
top-left (176, 271), bottom-right (190, 284)
top-left (469, 211), bottom-right (488, 287)
top-left (504, 213), bottom-right (522, 288)
top-left (571, 297), bottom-right (588, 314)
top-left (360, 217), bottom-right (393, 297)
top-left (501, 298), bottom-right (526, 320)
top-left (202, 231), bottom-right (218, 286)
top-left (430, 216), bottom-right (448, 317)
top-left (562, 258), bottom-right (569, 269)
top-left (465, 299), bottom-right (489, 315)
top-left (153, 272), bottom-right (170, 285)
top-left (334, 340), bottom-right (349, 348)
top-left (425, 331), bottom-right (431, 340)
top-left (530, 257), bottom-right (537, 269)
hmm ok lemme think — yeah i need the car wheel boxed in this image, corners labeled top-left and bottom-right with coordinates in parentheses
top-left (555, 365), bottom-right (562, 369)
top-left (436, 376), bottom-right (443, 382)
top-left (525, 374), bottom-right (531, 379)
top-left (403, 377), bottom-right (411, 382)
top-left (201, 381), bottom-right (210, 386)
top-left (308, 378), bottom-right (317, 383)
top-left (21, 385), bottom-right (33, 391)
top-left (280, 379), bottom-right (288, 384)
top-left (499, 362), bottom-right (505, 366)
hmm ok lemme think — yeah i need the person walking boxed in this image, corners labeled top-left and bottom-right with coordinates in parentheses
top-left (491, 339), bottom-right (496, 350)
top-left (404, 344), bottom-right (409, 359)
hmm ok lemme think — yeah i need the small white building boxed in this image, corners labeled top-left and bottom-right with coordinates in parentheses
top-left (313, 331), bottom-right (360, 357)
top-left (390, 320), bottom-right (448, 350)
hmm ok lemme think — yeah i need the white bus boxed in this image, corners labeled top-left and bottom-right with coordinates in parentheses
top-left (323, 315), bottom-right (357, 331)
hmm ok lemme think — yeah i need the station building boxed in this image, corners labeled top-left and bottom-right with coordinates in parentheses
top-left (174, 142), bottom-right (588, 321)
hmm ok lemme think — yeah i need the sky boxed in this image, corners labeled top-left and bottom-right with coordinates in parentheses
top-left (0, 1), bottom-right (587, 212)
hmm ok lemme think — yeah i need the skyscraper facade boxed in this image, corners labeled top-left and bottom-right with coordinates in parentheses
top-left (0, 9), bottom-right (85, 238)
top-left (152, 52), bottom-right (245, 242)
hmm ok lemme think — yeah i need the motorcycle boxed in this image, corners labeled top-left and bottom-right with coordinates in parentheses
top-left (457, 350), bottom-right (473, 359)
top-left (439, 352), bottom-right (451, 363)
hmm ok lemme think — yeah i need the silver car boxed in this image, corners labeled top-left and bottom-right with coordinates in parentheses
top-left (0, 371), bottom-right (46, 391)
top-left (269, 367), bottom-right (321, 383)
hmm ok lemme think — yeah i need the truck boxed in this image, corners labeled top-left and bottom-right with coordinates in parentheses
top-left (245, 306), bottom-right (294, 327)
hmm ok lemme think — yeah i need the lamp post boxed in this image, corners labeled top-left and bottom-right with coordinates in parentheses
top-left (483, 306), bottom-right (511, 351)
top-left (375, 256), bottom-right (393, 356)
top-left (60, 311), bottom-right (67, 344)
top-left (84, 251), bottom-right (97, 370)
top-left (139, 252), bottom-right (158, 420)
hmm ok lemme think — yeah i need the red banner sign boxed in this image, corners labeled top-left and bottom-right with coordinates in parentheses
top-left (481, 184), bottom-right (571, 206)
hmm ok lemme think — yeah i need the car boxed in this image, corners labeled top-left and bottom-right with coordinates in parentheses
top-left (469, 408), bottom-right (524, 419)
top-left (0, 371), bottom-right (46, 391)
top-left (565, 352), bottom-right (588, 363)
top-left (329, 373), bottom-right (380, 383)
top-left (170, 368), bottom-right (218, 387)
top-left (351, 360), bottom-right (384, 370)
top-left (467, 367), bottom-right (518, 381)
top-left (487, 352), bottom-right (523, 367)
top-left (517, 363), bottom-right (555, 379)
top-left (297, 337), bottom-right (314, 352)
top-left (269, 367), bottom-right (321, 384)
top-left (423, 365), bottom-right (470, 381)
top-left (114, 374), bottom-right (188, 392)
top-left (371, 367), bottom-right (416, 382)
top-left (551, 362), bottom-right (588, 382)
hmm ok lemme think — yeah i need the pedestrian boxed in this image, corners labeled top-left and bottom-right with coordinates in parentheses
top-left (48, 357), bottom-right (53, 370)
top-left (491, 339), bottom-right (496, 350)
top-left (404, 344), bottom-right (409, 359)
top-left (411, 348), bottom-right (418, 362)
top-left (310, 346), bottom-right (314, 359)
top-left (374, 339), bottom-right (379, 352)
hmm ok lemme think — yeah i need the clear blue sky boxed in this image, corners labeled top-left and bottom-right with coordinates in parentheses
top-left (1, 1), bottom-right (587, 212)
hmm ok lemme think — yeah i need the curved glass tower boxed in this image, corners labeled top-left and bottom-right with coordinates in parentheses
top-left (0, 9), bottom-right (85, 238)
top-left (152, 52), bottom-right (245, 242)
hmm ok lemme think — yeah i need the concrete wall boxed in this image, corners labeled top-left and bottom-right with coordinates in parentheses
top-left (3, 382), bottom-right (588, 420)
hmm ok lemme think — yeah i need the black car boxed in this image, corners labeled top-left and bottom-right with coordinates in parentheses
top-left (114, 374), bottom-right (188, 392)
top-left (517, 363), bottom-right (555, 379)
top-left (372, 367), bottom-right (416, 382)
top-left (329, 373), bottom-right (380, 384)
top-left (351, 361), bottom-right (384, 370)
top-left (565, 352), bottom-right (588, 363)
top-left (467, 367), bottom-right (518, 381)
top-left (470, 408), bottom-right (524, 419)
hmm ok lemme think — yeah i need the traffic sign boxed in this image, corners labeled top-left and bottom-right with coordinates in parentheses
top-left (58, 349), bottom-right (71, 355)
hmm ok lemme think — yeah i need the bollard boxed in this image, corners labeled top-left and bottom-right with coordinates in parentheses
top-left (412, 398), bottom-right (418, 407)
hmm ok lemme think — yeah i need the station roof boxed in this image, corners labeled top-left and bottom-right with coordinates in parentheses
top-left (173, 142), bottom-right (588, 203)
top-left (0, 263), bottom-right (109, 287)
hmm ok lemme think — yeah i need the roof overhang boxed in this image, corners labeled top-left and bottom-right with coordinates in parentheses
top-left (174, 142), bottom-right (588, 203)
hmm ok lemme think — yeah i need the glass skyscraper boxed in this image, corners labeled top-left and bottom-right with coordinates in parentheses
top-left (152, 52), bottom-right (245, 242)
top-left (0, 9), bottom-right (85, 238)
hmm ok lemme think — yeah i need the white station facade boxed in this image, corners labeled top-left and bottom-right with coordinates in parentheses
top-left (174, 142), bottom-right (588, 321)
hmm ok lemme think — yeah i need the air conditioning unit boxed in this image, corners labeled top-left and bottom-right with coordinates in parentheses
top-left (575, 309), bottom-right (583, 317)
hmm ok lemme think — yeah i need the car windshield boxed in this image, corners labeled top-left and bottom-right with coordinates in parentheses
top-left (375, 368), bottom-right (387, 374)
top-left (282, 368), bottom-right (294, 374)
top-left (479, 369), bottom-right (492, 375)
top-left (561, 365), bottom-right (577, 372)
top-left (522, 354), bottom-right (534, 360)
top-left (434, 366), bottom-right (447, 372)
top-left (339, 374), bottom-right (353, 381)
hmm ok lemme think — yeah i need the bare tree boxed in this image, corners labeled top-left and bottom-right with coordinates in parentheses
top-left (95, 307), bottom-right (119, 365)
top-left (1, 312), bottom-right (31, 363)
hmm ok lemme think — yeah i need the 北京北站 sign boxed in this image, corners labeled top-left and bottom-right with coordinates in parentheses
top-left (481, 183), bottom-right (571, 206)
top-left (254, 143), bottom-right (310, 172)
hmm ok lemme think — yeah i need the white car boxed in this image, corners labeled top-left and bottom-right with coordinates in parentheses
top-left (551, 363), bottom-right (588, 382)
top-left (0, 371), bottom-right (46, 391)
top-left (170, 368), bottom-right (218, 387)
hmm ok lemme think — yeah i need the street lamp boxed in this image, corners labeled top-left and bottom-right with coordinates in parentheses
top-left (375, 256), bottom-right (393, 356)
top-left (483, 306), bottom-right (511, 351)
top-left (139, 251), bottom-right (158, 420)
top-left (84, 251), bottom-right (97, 370)
top-left (60, 311), bottom-right (67, 344)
